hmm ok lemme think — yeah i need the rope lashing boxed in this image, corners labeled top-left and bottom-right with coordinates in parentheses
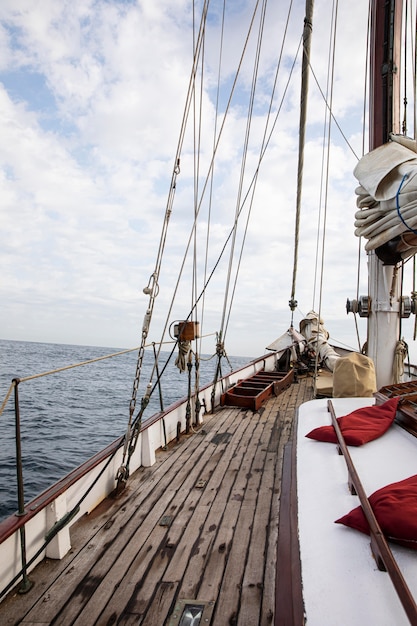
top-left (412, 290), bottom-right (417, 340)
top-left (393, 339), bottom-right (408, 383)
top-left (396, 174), bottom-right (417, 235)
top-left (289, 298), bottom-right (298, 326)
top-left (216, 340), bottom-right (225, 357)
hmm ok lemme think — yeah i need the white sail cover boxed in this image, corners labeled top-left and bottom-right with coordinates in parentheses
top-left (354, 136), bottom-right (417, 257)
top-left (266, 327), bottom-right (306, 364)
top-left (266, 328), bottom-right (305, 353)
top-left (299, 311), bottom-right (341, 372)
top-left (266, 311), bottom-right (341, 372)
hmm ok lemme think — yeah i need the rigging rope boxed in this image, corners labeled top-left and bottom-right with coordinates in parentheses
top-left (312, 0), bottom-right (336, 314)
top-left (223, 0), bottom-right (297, 341)
top-left (219, 0), bottom-right (268, 338)
top-left (124, 0), bottom-right (273, 417)
top-left (117, 0), bottom-right (212, 487)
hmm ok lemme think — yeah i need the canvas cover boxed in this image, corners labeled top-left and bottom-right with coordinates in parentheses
top-left (299, 311), bottom-right (341, 372)
top-left (332, 352), bottom-right (376, 398)
top-left (354, 136), bottom-right (417, 258)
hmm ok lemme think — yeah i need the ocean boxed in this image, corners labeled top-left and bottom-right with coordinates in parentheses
top-left (0, 339), bottom-right (251, 522)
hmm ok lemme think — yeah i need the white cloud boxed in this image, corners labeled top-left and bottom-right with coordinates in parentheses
top-left (1, 0), bottom-right (411, 362)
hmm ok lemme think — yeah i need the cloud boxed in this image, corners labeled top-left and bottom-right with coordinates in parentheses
top-left (0, 0), bottom-right (398, 361)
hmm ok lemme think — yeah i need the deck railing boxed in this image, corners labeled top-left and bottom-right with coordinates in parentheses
top-left (0, 349), bottom-right (279, 602)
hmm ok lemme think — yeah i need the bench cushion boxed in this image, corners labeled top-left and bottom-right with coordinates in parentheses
top-left (305, 397), bottom-right (399, 446)
top-left (335, 474), bottom-right (417, 549)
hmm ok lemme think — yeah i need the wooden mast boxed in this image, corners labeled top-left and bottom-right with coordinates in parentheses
top-left (367, 0), bottom-right (403, 388)
top-left (289, 0), bottom-right (314, 320)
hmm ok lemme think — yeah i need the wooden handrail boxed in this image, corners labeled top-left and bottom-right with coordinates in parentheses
top-left (328, 400), bottom-right (417, 624)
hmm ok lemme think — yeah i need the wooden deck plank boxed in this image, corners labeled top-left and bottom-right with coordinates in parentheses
top-left (262, 407), bottom-right (292, 625)
top-left (210, 409), bottom-right (276, 625)
top-left (97, 408), bottom-right (251, 624)
top-left (16, 408), bottom-right (236, 624)
top-left (136, 409), bottom-right (257, 623)
top-left (240, 416), bottom-right (281, 625)
top-left (136, 410), bottom-right (250, 608)
top-left (1, 376), bottom-right (314, 626)
top-left (69, 410), bottom-right (241, 625)
top-left (177, 410), bottom-right (266, 605)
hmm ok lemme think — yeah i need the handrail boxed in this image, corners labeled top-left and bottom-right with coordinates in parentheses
top-left (0, 350), bottom-right (269, 532)
top-left (328, 399), bottom-right (417, 624)
top-left (0, 348), bottom-right (277, 602)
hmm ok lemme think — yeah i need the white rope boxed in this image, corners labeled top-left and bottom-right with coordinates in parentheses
top-left (393, 339), bottom-right (408, 383)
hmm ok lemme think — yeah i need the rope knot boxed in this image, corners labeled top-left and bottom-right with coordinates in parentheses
top-left (216, 341), bottom-right (225, 357)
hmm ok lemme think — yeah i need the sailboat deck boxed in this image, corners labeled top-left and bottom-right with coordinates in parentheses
top-left (0, 375), bottom-right (313, 626)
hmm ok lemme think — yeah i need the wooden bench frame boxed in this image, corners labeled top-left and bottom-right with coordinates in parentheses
top-left (327, 399), bottom-right (417, 624)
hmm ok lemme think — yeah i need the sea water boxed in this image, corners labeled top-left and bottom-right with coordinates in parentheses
top-left (0, 339), bottom-right (251, 522)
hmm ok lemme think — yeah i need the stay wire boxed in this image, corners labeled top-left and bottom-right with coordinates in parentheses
top-left (127, 0), bottom-right (259, 429)
top-left (351, 1), bottom-right (373, 353)
top-left (317, 0), bottom-right (338, 333)
top-left (312, 0), bottom-right (334, 312)
top-left (144, 0), bottom-right (264, 375)
top-left (131, 29), bottom-right (301, 426)
top-left (224, 0), bottom-right (295, 339)
top-left (122, 0), bottom-right (211, 468)
top-left (220, 0), bottom-right (269, 337)
top-left (198, 0), bottom-right (226, 358)
top-left (131, 0), bottom-right (299, 420)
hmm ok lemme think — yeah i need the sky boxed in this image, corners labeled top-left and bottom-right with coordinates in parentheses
top-left (1, 0), bottom-right (416, 360)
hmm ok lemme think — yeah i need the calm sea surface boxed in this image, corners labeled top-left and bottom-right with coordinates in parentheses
top-left (0, 339), bottom-right (251, 522)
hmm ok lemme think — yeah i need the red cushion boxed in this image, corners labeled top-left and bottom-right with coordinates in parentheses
top-left (305, 397), bottom-right (399, 446)
top-left (335, 474), bottom-right (417, 549)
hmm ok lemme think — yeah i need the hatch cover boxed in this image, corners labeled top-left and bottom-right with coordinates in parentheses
top-left (168, 599), bottom-right (214, 626)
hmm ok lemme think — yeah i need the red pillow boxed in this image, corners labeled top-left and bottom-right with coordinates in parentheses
top-left (305, 397), bottom-right (399, 446)
top-left (335, 474), bottom-right (417, 549)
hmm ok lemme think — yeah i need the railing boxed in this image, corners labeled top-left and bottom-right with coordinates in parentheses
top-left (0, 349), bottom-right (279, 602)
top-left (0, 345), bottom-right (144, 599)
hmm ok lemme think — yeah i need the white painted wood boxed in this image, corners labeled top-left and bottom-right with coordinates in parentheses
top-left (297, 397), bottom-right (417, 625)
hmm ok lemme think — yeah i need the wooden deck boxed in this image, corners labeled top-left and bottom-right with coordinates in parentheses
top-left (0, 375), bottom-right (313, 626)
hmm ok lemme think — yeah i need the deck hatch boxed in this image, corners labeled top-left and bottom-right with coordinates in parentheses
top-left (168, 599), bottom-right (214, 625)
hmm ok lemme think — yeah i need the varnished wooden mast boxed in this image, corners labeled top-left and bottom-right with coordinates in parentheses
top-left (367, 0), bottom-right (403, 388)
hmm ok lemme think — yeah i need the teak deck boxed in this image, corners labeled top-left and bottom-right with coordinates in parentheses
top-left (0, 375), bottom-right (313, 626)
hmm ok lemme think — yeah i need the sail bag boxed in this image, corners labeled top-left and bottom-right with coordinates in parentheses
top-left (332, 352), bottom-right (376, 398)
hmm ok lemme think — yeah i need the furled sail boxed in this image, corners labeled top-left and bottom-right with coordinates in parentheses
top-left (266, 327), bottom-right (307, 363)
top-left (354, 135), bottom-right (417, 260)
top-left (267, 311), bottom-right (341, 372)
top-left (299, 311), bottom-right (341, 372)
